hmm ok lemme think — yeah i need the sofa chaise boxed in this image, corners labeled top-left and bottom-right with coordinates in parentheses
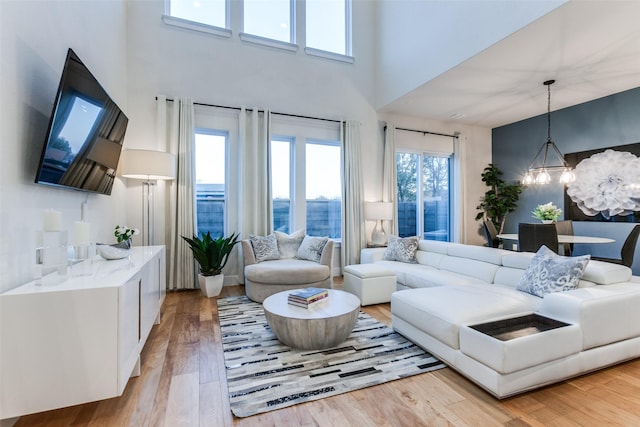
top-left (361, 240), bottom-right (640, 398)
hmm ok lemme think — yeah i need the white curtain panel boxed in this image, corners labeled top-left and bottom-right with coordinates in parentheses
top-left (341, 120), bottom-right (366, 267)
top-left (452, 134), bottom-right (466, 243)
top-left (382, 123), bottom-right (399, 236)
top-left (238, 107), bottom-right (272, 237)
top-left (163, 97), bottom-right (196, 290)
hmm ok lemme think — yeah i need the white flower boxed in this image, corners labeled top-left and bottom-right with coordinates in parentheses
top-left (566, 149), bottom-right (640, 219)
top-left (114, 225), bottom-right (139, 243)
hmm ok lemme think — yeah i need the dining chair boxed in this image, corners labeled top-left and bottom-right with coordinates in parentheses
top-left (591, 224), bottom-right (640, 267)
top-left (518, 223), bottom-right (559, 254)
top-left (482, 219), bottom-right (501, 248)
top-left (555, 220), bottom-right (574, 256)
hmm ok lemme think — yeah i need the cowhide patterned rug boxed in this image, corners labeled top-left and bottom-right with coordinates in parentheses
top-left (217, 295), bottom-right (446, 418)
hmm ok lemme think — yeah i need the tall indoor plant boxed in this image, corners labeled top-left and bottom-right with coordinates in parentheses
top-left (475, 164), bottom-right (523, 234)
top-left (182, 231), bottom-right (240, 297)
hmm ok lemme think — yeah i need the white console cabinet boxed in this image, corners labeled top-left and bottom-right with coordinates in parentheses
top-left (0, 246), bottom-right (166, 420)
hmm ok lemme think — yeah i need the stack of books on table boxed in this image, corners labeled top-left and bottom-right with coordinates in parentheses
top-left (288, 287), bottom-right (329, 308)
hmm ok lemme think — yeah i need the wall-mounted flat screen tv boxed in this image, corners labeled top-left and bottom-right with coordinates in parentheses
top-left (34, 48), bottom-right (128, 195)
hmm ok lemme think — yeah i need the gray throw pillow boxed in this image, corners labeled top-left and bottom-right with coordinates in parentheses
top-left (274, 229), bottom-right (305, 259)
top-left (296, 235), bottom-right (329, 263)
top-left (383, 236), bottom-right (419, 263)
top-left (249, 234), bottom-right (280, 262)
top-left (517, 245), bottom-right (590, 298)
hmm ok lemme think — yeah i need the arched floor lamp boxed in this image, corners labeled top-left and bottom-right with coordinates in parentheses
top-left (120, 149), bottom-right (176, 246)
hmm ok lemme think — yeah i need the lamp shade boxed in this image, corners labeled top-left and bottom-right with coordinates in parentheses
top-left (120, 149), bottom-right (176, 180)
top-left (365, 202), bottom-right (393, 220)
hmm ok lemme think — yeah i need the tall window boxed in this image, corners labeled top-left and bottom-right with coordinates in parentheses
top-left (244, 0), bottom-right (294, 43)
top-left (195, 130), bottom-right (227, 237)
top-left (306, 0), bottom-right (350, 55)
top-left (306, 141), bottom-right (341, 237)
top-left (167, 0), bottom-right (227, 28)
top-left (396, 152), bottom-right (451, 241)
top-left (270, 132), bottom-right (342, 238)
top-left (271, 137), bottom-right (292, 232)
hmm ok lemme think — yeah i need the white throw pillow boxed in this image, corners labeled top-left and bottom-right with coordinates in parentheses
top-left (249, 234), bottom-right (280, 262)
top-left (296, 235), bottom-right (329, 263)
top-left (516, 245), bottom-right (590, 298)
top-left (274, 229), bottom-right (305, 259)
top-left (383, 236), bottom-right (419, 263)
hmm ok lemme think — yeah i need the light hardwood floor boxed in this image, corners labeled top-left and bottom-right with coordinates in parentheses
top-left (15, 282), bottom-right (640, 426)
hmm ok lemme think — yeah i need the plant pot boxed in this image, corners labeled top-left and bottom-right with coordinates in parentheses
top-left (541, 220), bottom-right (554, 224)
top-left (198, 273), bottom-right (224, 298)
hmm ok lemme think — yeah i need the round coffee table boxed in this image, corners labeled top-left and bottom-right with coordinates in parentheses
top-left (263, 289), bottom-right (360, 350)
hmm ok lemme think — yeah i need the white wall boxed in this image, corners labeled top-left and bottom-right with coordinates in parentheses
top-left (0, 0), bottom-right (129, 293)
top-left (375, 0), bottom-right (567, 109)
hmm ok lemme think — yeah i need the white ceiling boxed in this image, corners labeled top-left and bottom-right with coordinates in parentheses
top-left (377, 0), bottom-right (640, 129)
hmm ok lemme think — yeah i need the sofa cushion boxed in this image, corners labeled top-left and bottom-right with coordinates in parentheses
top-left (417, 240), bottom-right (451, 254)
top-left (493, 266), bottom-right (527, 289)
top-left (405, 269), bottom-right (485, 288)
top-left (501, 252), bottom-right (535, 269)
top-left (391, 284), bottom-right (541, 350)
top-left (516, 246), bottom-right (590, 298)
top-left (250, 234), bottom-right (280, 262)
top-left (384, 236), bottom-right (419, 263)
top-left (296, 235), bottom-right (328, 262)
top-left (244, 259), bottom-right (330, 285)
top-left (439, 256), bottom-right (500, 284)
top-left (274, 229), bottom-right (305, 259)
top-left (446, 243), bottom-right (507, 265)
top-left (414, 250), bottom-right (446, 268)
top-left (581, 260), bottom-right (632, 285)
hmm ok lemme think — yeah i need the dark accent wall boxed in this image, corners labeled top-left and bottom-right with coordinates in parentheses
top-left (492, 86), bottom-right (640, 274)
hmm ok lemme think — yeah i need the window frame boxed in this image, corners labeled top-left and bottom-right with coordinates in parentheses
top-left (304, 0), bottom-right (353, 59)
top-left (194, 128), bottom-right (229, 237)
top-left (163, 0), bottom-right (232, 38)
top-left (269, 116), bottom-right (342, 238)
top-left (240, 0), bottom-right (297, 49)
top-left (270, 136), bottom-right (295, 233)
top-left (396, 149), bottom-right (452, 241)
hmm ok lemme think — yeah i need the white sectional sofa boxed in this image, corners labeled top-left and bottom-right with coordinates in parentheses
top-left (361, 240), bottom-right (640, 398)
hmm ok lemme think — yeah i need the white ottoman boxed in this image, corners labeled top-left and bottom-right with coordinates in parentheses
top-left (343, 264), bottom-right (396, 305)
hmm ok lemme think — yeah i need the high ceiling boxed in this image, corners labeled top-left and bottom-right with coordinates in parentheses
top-left (377, 1), bottom-right (640, 129)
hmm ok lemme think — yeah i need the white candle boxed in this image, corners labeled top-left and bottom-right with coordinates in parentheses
top-left (74, 221), bottom-right (91, 245)
top-left (43, 209), bottom-right (61, 231)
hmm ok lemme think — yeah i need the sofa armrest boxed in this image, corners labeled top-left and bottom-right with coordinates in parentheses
top-left (538, 284), bottom-right (640, 350)
top-left (319, 240), bottom-right (335, 267)
top-left (241, 239), bottom-right (256, 267)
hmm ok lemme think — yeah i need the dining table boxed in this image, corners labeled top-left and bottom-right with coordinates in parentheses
top-left (497, 234), bottom-right (615, 244)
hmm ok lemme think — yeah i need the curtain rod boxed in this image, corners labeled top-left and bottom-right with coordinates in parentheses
top-left (385, 125), bottom-right (459, 139)
top-left (158, 97), bottom-right (342, 124)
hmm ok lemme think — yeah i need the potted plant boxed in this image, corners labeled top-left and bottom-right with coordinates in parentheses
top-left (532, 202), bottom-right (562, 223)
top-left (475, 164), bottom-right (523, 234)
top-left (182, 231), bottom-right (240, 297)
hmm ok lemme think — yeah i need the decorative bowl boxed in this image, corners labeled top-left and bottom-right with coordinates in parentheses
top-left (97, 241), bottom-right (131, 260)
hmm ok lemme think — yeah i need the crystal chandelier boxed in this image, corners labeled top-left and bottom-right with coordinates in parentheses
top-left (522, 80), bottom-right (575, 185)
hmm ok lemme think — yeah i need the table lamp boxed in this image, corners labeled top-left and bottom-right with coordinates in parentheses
top-left (365, 202), bottom-right (393, 246)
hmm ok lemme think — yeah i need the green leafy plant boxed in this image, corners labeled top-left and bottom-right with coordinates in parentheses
top-left (532, 202), bottom-right (562, 221)
top-left (181, 232), bottom-right (240, 276)
top-left (475, 164), bottom-right (523, 234)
